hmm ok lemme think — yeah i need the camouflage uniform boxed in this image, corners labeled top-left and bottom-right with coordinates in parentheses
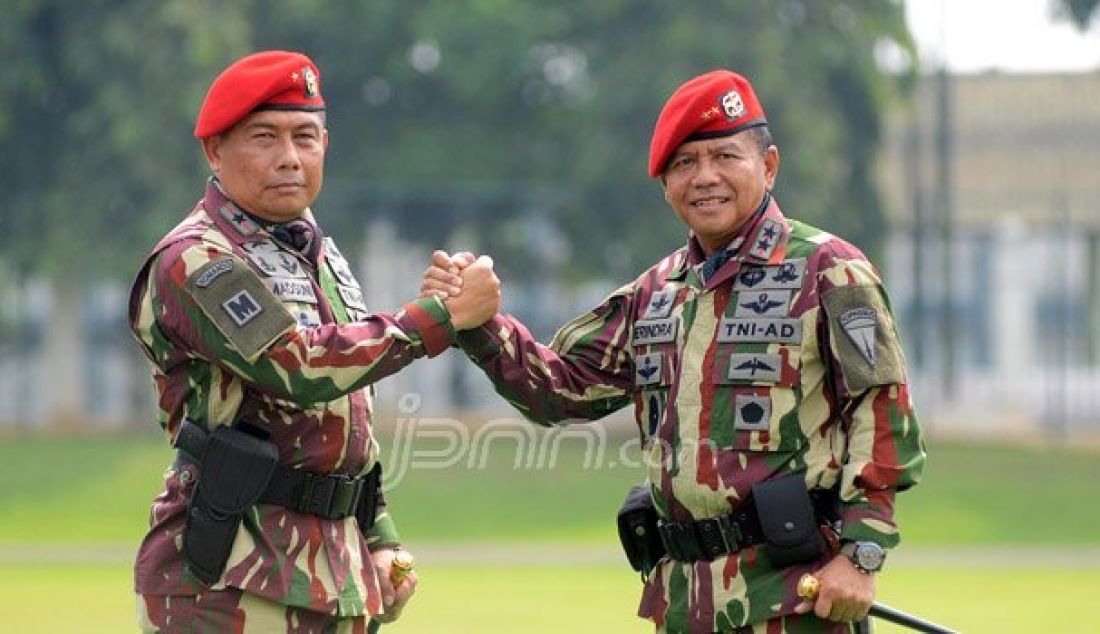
top-left (456, 198), bottom-right (925, 633)
top-left (128, 179), bottom-right (453, 624)
top-left (136, 586), bottom-right (370, 633)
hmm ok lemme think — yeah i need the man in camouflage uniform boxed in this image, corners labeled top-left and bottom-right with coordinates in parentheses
top-left (128, 50), bottom-right (499, 632)
top-left (424, 70), bottom-right (925, 633)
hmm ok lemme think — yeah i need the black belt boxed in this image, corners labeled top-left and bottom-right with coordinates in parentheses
top-left (174, 420), bottom-right (378, 523)
top-left (260, 464), bottom-right (372, 521)
top-left (658, 490), bottom-right (837, 562)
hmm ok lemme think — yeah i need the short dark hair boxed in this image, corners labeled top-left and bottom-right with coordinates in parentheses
top-left (748, 125), bottom-right (774, 153)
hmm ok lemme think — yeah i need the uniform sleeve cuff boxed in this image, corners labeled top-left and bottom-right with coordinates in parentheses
top-left (455, 314), bottom-right (506, 362)
top-left (364, 510), bottom-right (401, 549)
top-left (838, 501), bottom-right (900, 549)
top-left (399, 296), bottom-right (456, 357)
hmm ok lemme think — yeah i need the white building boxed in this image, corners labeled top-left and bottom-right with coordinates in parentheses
top-left (878, 71), bottom-right (1100, 437)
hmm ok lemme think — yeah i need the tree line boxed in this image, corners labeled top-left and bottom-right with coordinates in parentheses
top-left (2, 0), bottom-right (922, 281)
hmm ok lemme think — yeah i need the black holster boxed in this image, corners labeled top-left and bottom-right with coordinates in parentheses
top-left (751, 473), bottom-right (827, 568)
top-left (183, 425), bottom-right (278, 585)
top-left (616, 483), bottom-right (666, 580)
top-left (354, 462), bottom-right (382, 535)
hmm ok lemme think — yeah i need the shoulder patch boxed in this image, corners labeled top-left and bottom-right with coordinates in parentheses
top-left (822, 285), bottom-right (905, 395)
top-left (194, 259), bottom-right (233, 288)
top-left (185, 257), bottom-right (296, 362)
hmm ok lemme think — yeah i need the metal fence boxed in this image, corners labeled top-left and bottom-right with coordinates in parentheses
top-left (3, 70), bottom-right (1099, 439)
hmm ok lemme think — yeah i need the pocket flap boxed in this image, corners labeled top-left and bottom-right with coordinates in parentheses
top-left (751, 473), bottom-right (818, 548)
top-left (197, 426), bottom-right (279, 515)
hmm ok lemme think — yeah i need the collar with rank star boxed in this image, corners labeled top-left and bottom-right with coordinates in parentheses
top-left (206, 178), bottom-right (262, 239)
top-left (205, 177), bottom-right (324, 265)
top-left (740, 193), bottom-right (789, 265)
top-left (666, 192), bottom-right (790, 287)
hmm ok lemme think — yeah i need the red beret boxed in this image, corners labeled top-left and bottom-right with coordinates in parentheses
top-left (194, 50), bottom-right (325, 138)
top-left (648, 70), bottom-right (767, 177)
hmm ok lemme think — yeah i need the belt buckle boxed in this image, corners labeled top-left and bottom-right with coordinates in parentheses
top-left (297, 472), bottom-right (316, 513)
top-left (303, 474), bottom-right (338, 518)
top-left (697, 514), bottom-right (745, 559)
top-left (695, 517), bottom-right (731, 559)
top-left (658, 520), bottom-right (698, 562)
top-left (331, 474), bottom-right (363, 519)
top-left (724, 514), bottom-right (744, 546)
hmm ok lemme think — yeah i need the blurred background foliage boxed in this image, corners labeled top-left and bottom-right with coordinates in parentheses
top-left (1060, 0), bottom-right (1100, 25)
top-left (1, 0), bottom-right (916, 282)
top-left (3, 4), bottom-right (1100, 632)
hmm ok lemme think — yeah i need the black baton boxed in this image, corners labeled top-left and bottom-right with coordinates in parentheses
top-left (799, 574), bottom-right (956, 634)
top-left (868, 601), bottom-right (957, 634)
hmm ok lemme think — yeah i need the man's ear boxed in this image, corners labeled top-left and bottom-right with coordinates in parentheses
top-left (763, 145), bottom-right (779, 190)
top-left (659, 174), bottom-right (669, 202)
top-left (201, 136), bottom-right (222, 174)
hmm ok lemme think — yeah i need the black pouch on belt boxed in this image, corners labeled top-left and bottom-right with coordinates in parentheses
top-left (183, 425), bottom-right (278, 585)
top-left (354, 462), bottom-right (382, 535)
top-left (751, 473), bottom-right (826, 568)
top-left (616, 483), bottom-right (666, 580)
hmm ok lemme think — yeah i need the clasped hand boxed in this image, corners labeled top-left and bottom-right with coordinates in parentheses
top-left (421, 250), bottom-right (501, 330)
top-left (794, 554), bottom-right (876, 623)
top-left (369, 547), bottom-right (417, 623)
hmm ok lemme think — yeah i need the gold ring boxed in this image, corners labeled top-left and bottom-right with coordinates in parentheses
top-left (390, 550), bottom-right (416, 585)
top-left (797, 573), bottom-right (820, 600)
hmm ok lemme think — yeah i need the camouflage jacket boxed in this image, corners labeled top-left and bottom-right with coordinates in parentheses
top-left (457, 197), bottom-right (925, 632)
top-left (128, 179), bottom-right (454, 616)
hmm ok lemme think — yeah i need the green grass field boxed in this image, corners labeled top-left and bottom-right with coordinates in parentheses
top-left (1, 430), bottom-right (1098, 632)
top-left (5, 561), bottom-right (1094, 633)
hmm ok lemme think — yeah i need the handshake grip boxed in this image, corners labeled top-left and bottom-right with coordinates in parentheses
top-left (423, 251), bottom-right (501, 331)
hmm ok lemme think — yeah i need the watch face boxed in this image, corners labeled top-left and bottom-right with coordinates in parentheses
top-left (855, 543), bottom-right (884, 571)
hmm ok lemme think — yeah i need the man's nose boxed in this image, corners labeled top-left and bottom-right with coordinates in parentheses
top-left (691, 157), bottom-right (719, 186)
top-left (276, 136), bottom-right (302, 170)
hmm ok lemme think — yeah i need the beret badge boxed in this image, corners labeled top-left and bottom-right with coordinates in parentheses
top-left (302, 66), bottom-right (318, 98)
top-left (720, 89), bottom-right (745, 122)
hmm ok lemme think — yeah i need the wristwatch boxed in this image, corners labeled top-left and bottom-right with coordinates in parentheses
top-left (840, 541), bottom-right (886, 574)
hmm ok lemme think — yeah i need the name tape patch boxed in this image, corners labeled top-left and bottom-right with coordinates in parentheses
top-left (270, 278), bottom-right (318, 304)
top-left (633, 317), bottom-right (679, 345)
top-left (717, 318), bottom-right (802, 344)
